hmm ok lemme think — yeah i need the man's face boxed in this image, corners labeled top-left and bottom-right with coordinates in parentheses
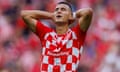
top-left (53, 4), bottom-right (72, 24)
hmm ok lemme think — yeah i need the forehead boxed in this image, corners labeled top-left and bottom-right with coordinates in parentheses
top-left (55, 4), bottom-right (71, 10)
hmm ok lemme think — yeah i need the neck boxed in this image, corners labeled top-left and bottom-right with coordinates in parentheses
top-left (56, 23), bottom-right (69, 35)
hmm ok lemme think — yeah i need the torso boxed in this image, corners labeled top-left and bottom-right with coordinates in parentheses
top-left (40, 29), bottom-right (83, 72)
top-left (35, 21), bottom-right (86, 72)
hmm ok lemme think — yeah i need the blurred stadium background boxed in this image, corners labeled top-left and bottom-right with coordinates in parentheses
top-left (0, 0), bottom-right (120, 72)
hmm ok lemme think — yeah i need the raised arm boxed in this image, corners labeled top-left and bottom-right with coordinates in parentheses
top-left (21, 10), bottom-right (53, 32)
top-left (75, 8), bottom-right (93, 32)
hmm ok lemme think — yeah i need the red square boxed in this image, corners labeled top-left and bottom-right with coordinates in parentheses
top-left (42, 64), bottom-right (48, 71)
top-left (66, 63), bottom-right (72, 70)
top-left (61, 55), bottom-right (67, 64)
top-left (53, 66), bottom-right (60, 72)
top-left (72, 55), bottom-right (77, 63)
top-left (48, 56), bottom-right (54, 64)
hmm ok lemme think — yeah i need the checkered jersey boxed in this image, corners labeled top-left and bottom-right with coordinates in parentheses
top-left (35, 21), bottom-right (86, 72)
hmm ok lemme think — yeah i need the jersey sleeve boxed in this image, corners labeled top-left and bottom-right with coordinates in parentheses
top-left (35, 21), bottom-right (52, 41)
top-left (72, 24), bottom-right (87, 45)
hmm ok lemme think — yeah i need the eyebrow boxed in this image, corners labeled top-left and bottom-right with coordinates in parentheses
top-left (55, 6), bottom-right (69, 11)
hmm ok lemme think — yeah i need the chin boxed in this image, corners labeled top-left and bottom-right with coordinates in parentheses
top-left (55, 21), bottom-right (66, 25)
top-left (56, 21), bottom-right (65, 23)
top-left (55, 20), bottom-right (62, 23)
top-left (55, 19), bottom-right (66, 23)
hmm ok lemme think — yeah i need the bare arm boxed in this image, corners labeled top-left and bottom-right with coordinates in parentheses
top-left (21, 10), bottom-right (53, 32)
top-left (75, 8), bottom-right (93, 32)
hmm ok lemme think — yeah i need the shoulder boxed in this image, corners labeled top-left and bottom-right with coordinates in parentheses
top-left (71, 24), bottom-right (87, 40)
top-left (36, 21), bottom-right (53, 32)
top-left (35, 21), bottom-right (53, 39)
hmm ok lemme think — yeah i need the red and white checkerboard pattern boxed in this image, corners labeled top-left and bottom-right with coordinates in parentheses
top-left (40, 29), bottom-right (83, 72)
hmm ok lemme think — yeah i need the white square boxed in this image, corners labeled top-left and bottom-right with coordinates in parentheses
top-left (66, 40), bottom-right (73, 48)
top-left (72, 32), bottom-right (77, 39)
top-left (62, 40), bottom-right (68, 45)
top-left (44, 33), bottom-right (49, 40)
top-left (80, 46), bottom-right (83, 54)
top-left (57, 37), bottom-right (62, 43)
top-left (72, 47), bottom-right (79, 57)
top-left (42, 47), bottom-right (46, 55)
top-left (52, 40), bottom-right (56, 46)
top-left (48, 64), bottom-right (53, 72)
top-left (54, 58), bottom-right (60, 65)
top-left (72, 63), bottom-right (77, 71)
top-left (50, 32), bottom-right (56, 38)
top-left (46, 40), bottom-right (50, 48)
top-left (60, 64), bottom-right (66, 72)
top-left (43, 56), bottom-right (48, 64)
top-left (67, 55), bottom-right (72, 63)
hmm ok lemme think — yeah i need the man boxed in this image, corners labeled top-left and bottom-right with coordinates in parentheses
top-left (21, 2), bottom-right (93, 72)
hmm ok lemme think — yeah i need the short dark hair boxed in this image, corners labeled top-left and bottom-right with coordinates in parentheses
top-left (58, 2), bottom-right (73, 12)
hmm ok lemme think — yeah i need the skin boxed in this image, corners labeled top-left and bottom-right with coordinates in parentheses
top-left (21, 3), bottom-right (93, 34)
top-left (53, 4), bottom-right (73, 34)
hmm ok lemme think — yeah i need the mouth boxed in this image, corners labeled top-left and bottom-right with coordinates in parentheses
top-left (56, 15), bottom-right (62, 18)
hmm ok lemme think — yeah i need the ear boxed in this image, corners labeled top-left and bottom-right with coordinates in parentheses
top-left (68, 14), bottom-right (75, 24)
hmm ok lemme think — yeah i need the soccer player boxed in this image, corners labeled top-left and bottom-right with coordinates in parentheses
top-left (21, 2), bottom-right (93, 72)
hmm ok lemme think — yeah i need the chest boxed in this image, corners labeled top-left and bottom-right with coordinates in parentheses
top-left (44, 31), bottom-right (80, 51)
top-left (41, 31), bottom-right (83, 57)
